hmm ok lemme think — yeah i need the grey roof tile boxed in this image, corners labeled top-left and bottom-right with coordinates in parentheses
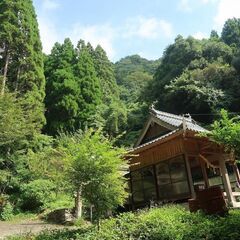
top-left (152, 109), bottom-right (206, 132)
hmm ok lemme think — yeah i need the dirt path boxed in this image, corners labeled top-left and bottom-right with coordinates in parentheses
top-left (0, 219), bottom-right (69, 239)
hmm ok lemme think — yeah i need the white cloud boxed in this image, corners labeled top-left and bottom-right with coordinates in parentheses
top-left (214, 0), bottom-right (240, 30)
top-left (69, 24), bottom-right (116, 60)
top-left (193, 31), bottom-right (208, 39)
top-left (200, 0), bottom-right (218, 4)
top-left (200, 0), bottom-right (211, 4)
top-left (179, 0), bottom-right (192, 12)
top-left (42, 0), bottom-right (60, 10)
top-left (124, 17), bottom-right (173, 39)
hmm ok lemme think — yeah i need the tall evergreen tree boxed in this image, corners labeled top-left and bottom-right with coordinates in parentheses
top-left (88, 44), bottom-right (127, 136)
top-left (75, 41), bottom-right (102, 129)
top-left (0, 0), bottom-right (45, 129)
top-left (91, 45), bottom-right (119, 102)
top-left (44, 38), bottom-right (78, 135)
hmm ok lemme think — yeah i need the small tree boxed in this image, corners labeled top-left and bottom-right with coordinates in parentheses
top-left (59, 129), bottom-right (128, 220)
top-left (203, 109), bottom-right (240, 161)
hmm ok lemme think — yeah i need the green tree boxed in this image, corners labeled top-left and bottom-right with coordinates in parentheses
top-left (88, 44), bottom-right (128, 137)
top-left (143, 31), bottom-right (239, 125)
top-left (0, 0), bottom-right (45, 129)
top-left (91, 45), bottom-right (119, 103)
top-left (44, 39), bottom-right (78, 135)
top-left (114, 55), bottom-right (159, 145)
top-left (0, 93), bottom-right (38, 195)
top-left (75, 41), bottom-right (102, 129)
top-left (203, 109), bottom-right (240, 161)
top-left (164, 64), bottom-right (227, 122)
top-left (210, 30), bottom-right (219, 40)
top-left (30, 129), bottom-right (128, 218)
top-left (58, 129), bottom-right (128, 220)
top-left (221, 18), bottom-right (240, 49)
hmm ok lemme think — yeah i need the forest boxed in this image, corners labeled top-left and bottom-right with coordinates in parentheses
top-left (1, 0), bottom-right (240, 227)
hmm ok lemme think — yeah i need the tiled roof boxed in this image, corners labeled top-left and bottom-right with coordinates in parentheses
top-left (132, 108), bottom-right (207, 151)
top-left (151, 109), bottom-right (206, 132)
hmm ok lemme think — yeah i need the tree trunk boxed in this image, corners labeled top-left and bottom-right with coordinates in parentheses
top-left (74, 186), bottom-right (83, 219)
top-left (1, 49), bottom-right (10, 96)
top-left (15, 65), bottom-right (21, 92)
top-left (90, 205), bottom-right (93, 222)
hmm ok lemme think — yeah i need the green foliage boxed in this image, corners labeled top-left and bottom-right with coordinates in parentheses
top-left (102, 100), bottom-right (127, 137)
top-left (203, 109), bottom-right (240, 160)
top-left (58, 129), bottom-right (128, 219)
top-left (20, 179), bottom-right (56, 211)
top-left (44, 194), bottom-right (74, 212)
top-left (44, 39), bottom-right (79, 135)
top-left (144, 27), bottom-right (240, 124)
top-left (115, 54), bottom-right (160, 104)
top-left (91, 45), bottom-right (119, 103)
top-left (164, 63), bottom-right (233, 122)
top-left (0, 0), bottom-right (46, 128)
top-left (0, 93), bottom-right (40, 196)
top-left (0, 201), bottom-right (14, 220)
top-left (0, 93), bottom-right (37, 153)
top-left (44, 39), bottom-right (102, 135)
top-left (221, 18), bottom-right (240, 49)
top-left (8, 206), bottom-right (240, 240)
top-left (75, 42), bottom-right (102, 129)
top-left (114, 55), bottom-right (160, 145)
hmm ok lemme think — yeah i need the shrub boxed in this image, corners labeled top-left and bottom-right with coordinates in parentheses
top-left (6, 206), bottom-right (240, 240)
top-left (20, 179), bottom-right (56, 211)
top-left (0, 202), bottom-right (14, 221)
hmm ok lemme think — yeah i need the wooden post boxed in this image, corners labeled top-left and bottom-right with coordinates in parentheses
top-left (184, 154), bottom-right (196, 198)
top-left (153, 164), bottom-right (160, 200)
top-left (219, 157), bottom-right (235, 206)
top-left (199, 157), bottom-right (209, 188)
top-left (129, 172), bottom-right (135, 210)
top-left (233, 163), bottom-right (240, 183)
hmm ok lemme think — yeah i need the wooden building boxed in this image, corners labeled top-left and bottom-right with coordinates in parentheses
top-left (128, 108), bottom-right (240, 209)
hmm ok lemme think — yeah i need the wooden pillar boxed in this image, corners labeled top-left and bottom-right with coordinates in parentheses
top-left (199, 157), bottom-right (209, 188)
top-left (184, 154), bottom-right (196, 198)
top-left (233, 163), bottom-right (240, 183)
top-left (219, 157), bottom-right (235, 206)
top-left (129, 172), bottom-right (135, 210)
top-left (153, 165), bottom-right (160, 200)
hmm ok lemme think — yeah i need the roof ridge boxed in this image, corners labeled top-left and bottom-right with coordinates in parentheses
top-left (152, 109), bottom-right (193, 122)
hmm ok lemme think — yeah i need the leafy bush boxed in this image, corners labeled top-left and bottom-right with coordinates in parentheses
top-left (44, 194), bottom-right (74, 212)
top-left (20, 179), bottom-right (56, 211)
top-left (0, 202), bottom-right (14, 221)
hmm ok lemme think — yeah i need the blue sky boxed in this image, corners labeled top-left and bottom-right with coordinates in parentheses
top-left (33, 0), bottom-right (240, 62)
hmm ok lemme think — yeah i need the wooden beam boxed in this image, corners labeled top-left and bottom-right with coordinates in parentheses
top-left (199, 154), bottom-right (219, 169)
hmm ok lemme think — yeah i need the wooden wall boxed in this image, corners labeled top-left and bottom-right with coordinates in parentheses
top-left (130, 136), bottom-right (184, 171)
